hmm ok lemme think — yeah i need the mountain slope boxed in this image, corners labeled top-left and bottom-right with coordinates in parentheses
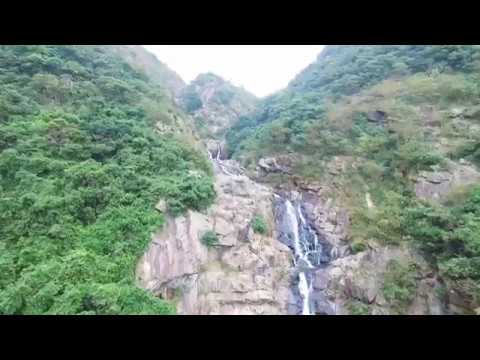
top-left (0, 45), bottom-right (215, 315)
top-left (108, 45), bottom-right (186, 98)
top-left (224, 45), bottom-right (480, 314)
top-left (179, 73), bottom-right (257, 140)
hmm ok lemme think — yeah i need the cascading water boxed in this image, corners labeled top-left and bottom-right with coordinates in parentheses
top-left (274, 194), bottom-right (334, 315)
top-left (207, 142), bottom-right (238, 176)
top-left (284, 200), bottom-right (313, 315)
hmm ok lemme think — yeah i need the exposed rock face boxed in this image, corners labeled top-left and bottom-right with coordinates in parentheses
top-left (415, 161), bottom-right (480, 201)
top-left (205, 139), bottom-right (228, 160)
top-left (315, 245), bottom-right (445, 315)
top-left (257, 156), bottom-right (292, 174)
top-left (285, 184), bottom-right (351, 261)
top-left (137, 153), bottom-right (291, 315)
top-left (255, 155), bottom-right (294, 178)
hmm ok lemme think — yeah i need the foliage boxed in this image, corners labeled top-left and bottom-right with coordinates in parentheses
top-left (347, 300), bottom-right (370, 315)
top-left (291, 45), bottom-right (480, 99)
top-left (201, 231), bottom-right (218, 247)
top-left (350, 241), bottom-right (368, 254)
top-left (251, 215), bottom-right (268, 235)
top-left (0, 45), bottom-right (215, 314)
top-left (182, 89), bottom-right (203, 113)
top-left (382, 260), bottom-right (418, 313)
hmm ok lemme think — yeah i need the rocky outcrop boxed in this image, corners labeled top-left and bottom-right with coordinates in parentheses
top-left (180, 73), bottom-right (257, 137)
top-left (313, 245), bottom-right (445, 315)
top-left (449, 105), bottom-right (480, 120)
top-left (366, 110), bottom-right (388, 125)
top-left (255, 155), bottom-right (295, 178)
top-left (284, 184), bottom-right (351, 261)
top-left (137, 154), bottom-right (292, 315)
top-left (415, 161), bottom-right (480, 201)
top-left (205, 139), bottom-right (227, 160)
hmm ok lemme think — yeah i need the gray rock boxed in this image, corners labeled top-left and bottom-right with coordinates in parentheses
top-left (155, 199), bottom-right (167, 213)
top-left (415, 162), bottom-right (480, 201)
top-left (366, 110), bottom-right (388, 124)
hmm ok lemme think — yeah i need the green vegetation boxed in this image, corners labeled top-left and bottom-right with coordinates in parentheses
top-left (182, 89), bottom-right (203, 113)
top-left (179, 73), bottom-right (257, 140)
top-left (347, 300), bottom-right (371, 315)
top-left (404, 186), bottom-right (480, 303)
top-left (291, 45), bottom-right (480, 98)
top-left (225, 45), bottom-right (480, 313)
top-left (350, 241), bottom-right (368, 254)
top-left (382, 260), bottom-right (418, 314)
top-left (226, 46), bottom-right (480, 164)
top-left (201, 231), bottom-right (218, 247)
top-left (0, 45), bottom-right (215, 314)
top-left (251, 215), bottom-right (268, 235)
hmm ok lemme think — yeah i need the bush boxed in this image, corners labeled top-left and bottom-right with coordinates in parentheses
top-left (0, 45), bottom-right (216, 315)
top-left (252, 215), bottom-right (268, 234)
top-left (182, 90), bottom-right (203, 113)
top-left (347, 301), bottom-right (370, 315)
top-left (382, 260), bottom-right (417, 313)
top-left (201, 231), bottom-right (218, 247)
top-left (350, 241), bottom-right (367, 254)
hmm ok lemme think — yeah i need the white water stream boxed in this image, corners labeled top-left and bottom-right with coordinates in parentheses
top-left (284, 199), bottom-right (315, 315)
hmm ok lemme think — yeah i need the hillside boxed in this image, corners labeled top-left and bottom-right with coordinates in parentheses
top-left (179, 72), bottom-right (257, 141)
top-left (107, 45), bottom-right (186, 98)
top-left (3, 45), bottom-right (480, 315)
top-left (225, 45), bottom-right (480, 314)
top-left (0, 45), bottom-right (215, 314)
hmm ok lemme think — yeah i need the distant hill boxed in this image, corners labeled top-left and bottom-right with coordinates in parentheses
top-left (178, 72), bottom-right (258, 138)
top-left (108, 45), bottom-right (186, 98)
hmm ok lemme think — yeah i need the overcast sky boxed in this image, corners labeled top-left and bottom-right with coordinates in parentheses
top-left (143, 45), bottom-right (324, 98)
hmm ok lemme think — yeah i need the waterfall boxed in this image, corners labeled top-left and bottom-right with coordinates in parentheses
top-left (283, 199), bottom-right (324, 315)
top-left (275, 195), bottom-right (333, 315)
top-left (207, 142), bottom-right (231, 176)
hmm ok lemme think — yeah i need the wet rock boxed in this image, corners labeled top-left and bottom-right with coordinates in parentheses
top-left (311, 292), bottom-right (335, 315)
top-left (313, 270), bottom-right (329, 290)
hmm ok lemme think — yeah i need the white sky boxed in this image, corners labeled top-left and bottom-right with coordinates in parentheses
top-left (143, 45), bottom-right (324, 98)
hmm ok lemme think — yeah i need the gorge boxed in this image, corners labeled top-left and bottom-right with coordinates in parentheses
top-left (2, 45), bottom-right (480, 315)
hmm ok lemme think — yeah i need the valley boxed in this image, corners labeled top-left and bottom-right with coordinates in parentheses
top-left (2, 45), bottom-right (480, 315)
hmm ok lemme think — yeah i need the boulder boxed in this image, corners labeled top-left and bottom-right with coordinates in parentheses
top-left (366, 110), bottom-right (388, 124)
top-left (155, 199), bottom-right (167, 213)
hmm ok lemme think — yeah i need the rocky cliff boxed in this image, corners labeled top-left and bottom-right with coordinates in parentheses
top-left (179, 73), bottom-right (257, 140)
top-left (137, 142), bottom-right (291, 314)
top-left (138, 46), bottom-right (480, 315)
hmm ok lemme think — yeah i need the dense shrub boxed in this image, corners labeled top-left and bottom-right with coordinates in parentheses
top-left (0, 45), bottom-right (216, 314)
top-left (201, 231), bottom-right (218, 247)
top-left (251, 215), bottom-right (268, 235)
top-left (347, 301), bottom-right (370, 315)
top-left (382, 260), bottom-right (417, 313)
